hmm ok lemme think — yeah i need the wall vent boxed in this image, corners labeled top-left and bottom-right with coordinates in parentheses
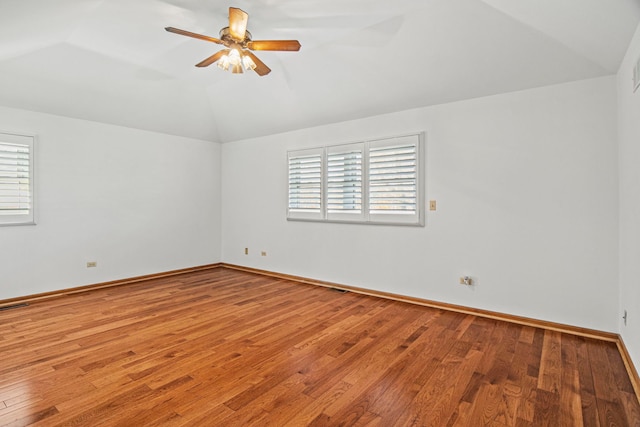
top-left (0, 303), bottom-right (29, 311)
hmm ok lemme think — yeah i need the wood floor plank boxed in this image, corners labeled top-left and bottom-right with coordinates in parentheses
top-left (0, 267), bottom-right (638, 426)
top-left (507, 341), bottom-right (536, 423)
top-left (560, 334), bottom-right (584, 427)
top-left (537, 330), bottom-right (562, 394)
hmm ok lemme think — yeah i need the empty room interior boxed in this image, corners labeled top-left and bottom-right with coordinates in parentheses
top-left (2, 0), bottom-right (640, 425)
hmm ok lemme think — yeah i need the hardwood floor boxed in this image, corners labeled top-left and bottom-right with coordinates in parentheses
top-left (1, 268), bottom-right (638, 426)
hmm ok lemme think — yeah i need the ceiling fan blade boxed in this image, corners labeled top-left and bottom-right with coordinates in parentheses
top-left (165, 27), bottom-right (223, 45)
top-left (244, 51), bottom-right (271, 76)
top-left (228, 7), bottom-right (249, 40)
top-left (247, 40), bottom-right (301, 51)
top-left (195, 50), bottom-right (227, 67)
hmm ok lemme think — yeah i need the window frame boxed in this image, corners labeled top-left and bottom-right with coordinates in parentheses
top-left (0, 131), bottom-right (36, 227)
top-left (287, 132), bottom-right (425, 226)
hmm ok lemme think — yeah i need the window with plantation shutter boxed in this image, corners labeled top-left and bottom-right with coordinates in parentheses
top-left (327, 144), bottom-right (363, 221)
top-left (0, 132), bottom-right (35, 226)
top-left (287, 148), bottom-right (323, 220)
top-left (287, 133), bottom-right (424, 226)
top-left (368, 136), bottom-right (420, 224)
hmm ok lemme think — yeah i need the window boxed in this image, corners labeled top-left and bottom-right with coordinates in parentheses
top-left (327, 144), bottom-right (363, 221)
top-left (287, 133), bottom-right (424, 226)
top-left (368, 138), bottom-right (419, 224)
top-left (288, 148), bottom-right (323, 220)
top-left (0, 132), bottom-right (35, 226)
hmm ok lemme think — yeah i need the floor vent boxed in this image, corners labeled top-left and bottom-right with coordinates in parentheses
top-left (330, 288), bottom-right (348, 293)
top-left (0, 303), bottom-right (29, 312)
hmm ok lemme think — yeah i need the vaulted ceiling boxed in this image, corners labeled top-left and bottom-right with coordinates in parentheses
top-left (1, 0), bottom-right (639, 142)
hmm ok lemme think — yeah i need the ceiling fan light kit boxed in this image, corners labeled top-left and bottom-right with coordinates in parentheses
top-left (165, 7), bottom-right (301, 76)
top-left (216, 48), bottom-right (252, 73)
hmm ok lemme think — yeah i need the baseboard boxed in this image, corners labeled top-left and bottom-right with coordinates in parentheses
top-left (0, 263), bottom-right (222, 308)
top-left (617, 337), bottom-right (640, 404)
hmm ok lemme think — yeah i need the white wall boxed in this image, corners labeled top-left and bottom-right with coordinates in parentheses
top-left (0, 106), bottom-right (221, 300)
top-left (0, 72), bottom-right (624, 340)
top-left (618, 23), bottom-right (640, 373)
top-left (222, 76), bottom-right (619, 332)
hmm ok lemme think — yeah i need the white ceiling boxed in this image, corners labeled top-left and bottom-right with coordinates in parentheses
top-left (1, 0), bottom-right (639, 143)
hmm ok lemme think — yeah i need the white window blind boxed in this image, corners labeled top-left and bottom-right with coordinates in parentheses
top-left (287, 148), bottom-right (323, 220)
top-left (0, 132), bottom-right (35, 226)
top-left (327, 144), bottom-right (363, 221)
top-left (287, 133), bottom-right (424, 226)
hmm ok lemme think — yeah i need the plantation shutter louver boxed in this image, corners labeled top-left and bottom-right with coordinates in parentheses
top-left (288, 148), bottom-right (323, 220)
top-left (0, 132), bottom-right (35, 226)
top-left (327, 144), bottom-right (364, 221)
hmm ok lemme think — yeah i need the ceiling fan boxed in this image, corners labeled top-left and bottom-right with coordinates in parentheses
top-left (165, 7), bottom-right (301, 76)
